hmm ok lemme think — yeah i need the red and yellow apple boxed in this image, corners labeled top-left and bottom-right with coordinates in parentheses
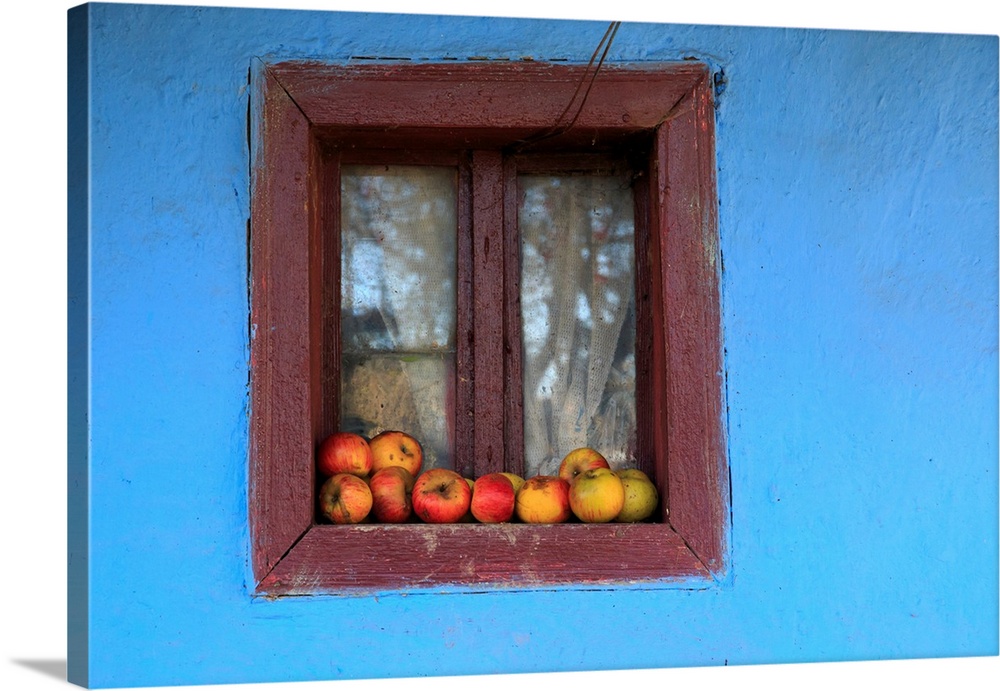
top-left (369, 430), bottom-right (423, 476)
top-left (470, 473), bottom-right (516, 523)
top-left (368, 466), bottom-right (416, 523)
top-left (412, 468), bottom-right (472, 523)
top-left (317, 431), bottom-right (373, 478)
top-left (614, 469), bottom-right (659, 522)
top-left (318, 472), bottom-right (373, 524)
top-left (514, 475), bottom-right (571, 524)
top-left (458, 478), bottom-right (476, 522)
top-left (557, 447), bottom-right (610, 484)
top-left (568, 467), bottom-right (625, 523)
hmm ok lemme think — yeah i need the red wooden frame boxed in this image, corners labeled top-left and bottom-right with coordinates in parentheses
top-left (249, 61), bottom-right (728, 595)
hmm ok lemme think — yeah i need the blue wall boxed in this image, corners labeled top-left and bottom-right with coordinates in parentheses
top-left (70, 2), bottom-right (999, 687)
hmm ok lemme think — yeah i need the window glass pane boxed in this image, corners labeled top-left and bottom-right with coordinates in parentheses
top-left (340, 165), bottom-right (457, 470)
top-left (519, 174), bottom-right (637, 477)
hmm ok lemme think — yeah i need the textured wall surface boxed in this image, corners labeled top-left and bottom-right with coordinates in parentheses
top-left (69, 2), bottom-right (999, 687)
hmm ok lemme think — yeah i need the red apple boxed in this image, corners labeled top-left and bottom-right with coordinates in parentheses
top-left (317, 432), bottom-right (373, 477)
top-left (557, 447), bottom-right (611, 484)
top-left (369, 430), bottom-right (424, 476)
top-left (470, 473), bottom-right (516, 523)
top-left (368, 466), bottom-right (416, 523)
top-left (514, 475), bottom-right (571, 524)
top-left (568, 467), bottom-right (625, 523)
top-left (412, 468), bottom-right (472, 523)
top-left (318, 473), bottom-right (373, 524)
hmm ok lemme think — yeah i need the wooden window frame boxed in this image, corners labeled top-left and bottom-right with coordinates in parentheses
top-left (249, 60), bottom-right (729, 595)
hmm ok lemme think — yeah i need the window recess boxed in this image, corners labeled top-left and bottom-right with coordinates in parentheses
top-left (249, 60), bottom-right (729, 595)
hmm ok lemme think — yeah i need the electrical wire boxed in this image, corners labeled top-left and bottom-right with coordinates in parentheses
top-left (511, 20), bottom-right (622, 151)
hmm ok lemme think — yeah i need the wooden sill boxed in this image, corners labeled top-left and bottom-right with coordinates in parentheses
top-left (257, 522), bottom-right (711, 596)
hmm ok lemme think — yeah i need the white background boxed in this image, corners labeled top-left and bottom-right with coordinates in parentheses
top-left (2, 1), bottom-right (997, 689)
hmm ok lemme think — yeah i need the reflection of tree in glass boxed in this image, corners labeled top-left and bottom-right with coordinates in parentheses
top-left (341, 166), bottom-right (456, 352)
top-left (519, 175), bottom-right (637, 476)
top-left (339, 166), bottom-right (458, 469)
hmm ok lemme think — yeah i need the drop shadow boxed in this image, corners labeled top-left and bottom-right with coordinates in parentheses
top-left (11, 658), bottom-right (67, 682)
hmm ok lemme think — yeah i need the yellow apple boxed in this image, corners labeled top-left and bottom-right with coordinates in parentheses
top-left (557, 447), bottom-right (610, 484)
top-left (568, 467), bottom-right (625, 523)
top-left (614, 470), bottom-right (659, 522)
top-left (369, 430), bottom-right (424, 476)
top-left (514, 475), bottom-right (571, 524)
top-left (498, 472), bottom-right (525, 494)
top-left (458, 477), bottom-right (476, 522)
top-left (617, 468), bottom-right (651, 482)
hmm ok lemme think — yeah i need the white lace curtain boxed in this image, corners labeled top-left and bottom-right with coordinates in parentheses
top-left (519, 175), bottom-right (637, 476)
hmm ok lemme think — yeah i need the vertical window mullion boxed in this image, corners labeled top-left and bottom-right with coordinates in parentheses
top-left (503, 156), bottom-right (524, 478)
top-left (455, 155), bottom-right (476, 478)
top-left (470, 150), bottom-right (507, 476)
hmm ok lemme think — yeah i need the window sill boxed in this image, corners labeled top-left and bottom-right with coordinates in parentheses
top-left (257, 522), bottom-right (713, 596)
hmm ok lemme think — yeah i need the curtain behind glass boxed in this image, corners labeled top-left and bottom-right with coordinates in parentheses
top-left (519, 175), bottom-right (637, 476)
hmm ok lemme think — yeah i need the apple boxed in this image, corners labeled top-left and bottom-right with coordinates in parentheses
top-left (369, 430), bottom-right (423, 476)
top-left (368, 466), bottom-right (416, 523)
top-left (557, 447), bottom-right (611, 484)
top-left (618, 468), bottom-right (651, 482)
top-left (614, 469), bottom-right (660, 522)
top-left (412, 468), bottom-right (472, 523)
top-left (568, 467), bottom-right (625, 523)
top-left (470, 473), bottom-right (516, 523)
top-left (458, 477), bottom-right (476, 522)
top-left (498, 472), bottom-right (525, 495)
top-left (317, 431), bottom-right (373, 478)
top-left (318, 473), bottom-right (373, 524)
top-left (514, 475), bottom-right (571, 524)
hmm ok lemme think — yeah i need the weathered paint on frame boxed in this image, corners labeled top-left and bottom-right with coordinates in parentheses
top-left (247, 60), bottom-right (727, 595)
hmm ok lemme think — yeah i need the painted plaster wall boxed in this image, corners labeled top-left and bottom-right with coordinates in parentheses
top-left (70, 2), bottom-right (999, 688)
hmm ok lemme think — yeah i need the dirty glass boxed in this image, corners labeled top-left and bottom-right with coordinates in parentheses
top-left (519, 174), bottom-right (637, 477)
top-left (340, 165), bottom-right (457, 470)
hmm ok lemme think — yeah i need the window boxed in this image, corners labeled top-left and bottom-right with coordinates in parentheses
top-left (249, 60), bottom-right (729, 595)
